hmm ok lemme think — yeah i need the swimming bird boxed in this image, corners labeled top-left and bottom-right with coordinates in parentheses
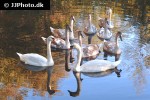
top-left (97, 18), bottom-right (112, 41)
top-left (103, 31), bottom-right (122, 61)
top-left (42, 24), bottom-right (72, 50)
top-left (106, 7), bottom-right (114, 29)
top-left (16, 36), bottom-right (54, 66)
top-left (83, 14), bottom-right (97, 44)
top-left (50, 16), bottom-right (75, 40)
top-left (71, 43), bottom-right (121, 72)
top-left (78, 31), bottom-right (100, 61)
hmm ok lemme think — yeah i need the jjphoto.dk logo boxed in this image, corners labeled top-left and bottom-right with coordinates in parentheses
top-left (4, 2), bottom-right (43, 8)
top-left (0, 0), bottom-right (50, 10)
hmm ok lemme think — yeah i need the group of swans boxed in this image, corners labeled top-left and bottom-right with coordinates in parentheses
top-left (17, 7), bottom-right (122, 72)
top-left (16, 8), bottom-right (122, 95)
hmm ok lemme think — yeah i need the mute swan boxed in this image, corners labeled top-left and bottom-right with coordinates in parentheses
top-left (78, 31), bottom-right (100, 61)
top-left (41, 24), bottom-right (72, 50)
top-left (106, 7), bottom-right (114, 29)
top-left (97, 18), bottom-right (112, 41)
top-left (16, 36), bottom-right (54, 66)
top-left (103, 31), bottom-right (122, 61)
top-left (50, 16), bottom-right (75, 40)
top-left (83, 14), bottom-right (97, 44)
top-left (71, 43), bottom-right (121, 72)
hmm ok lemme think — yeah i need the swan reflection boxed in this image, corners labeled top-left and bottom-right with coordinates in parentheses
top-left (68, 71), bottom-right (82, 97)
top-left (68, 67), bottom-right (122, 97)
top-left (18, 62), bottom-right (56, 95)
top-left (82, 67), bottom-right (122, 78)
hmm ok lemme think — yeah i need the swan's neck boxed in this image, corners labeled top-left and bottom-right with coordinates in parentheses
top-left (104, 21), bottom-right (107, 36)
top-left (70, 19), bottom-right (74, 39)
top-left (47, 67), bottom-right (53, 91)
top-left (66, 30), bottom-right (70, 49)
top-left (75, 46), bottom-right (82, 72)
top-left (88, 16), bottom-right (91, 27)
top-left (74, 72), bottom-right (81, 95)
top-left (109, 12), bottom-right (112, 22)
top-left (115, 35), bottom-right (119, 47)
top-left (78, 34), bottom-right (82, 47)
top-left (47, 41), bottom-right (54, 65)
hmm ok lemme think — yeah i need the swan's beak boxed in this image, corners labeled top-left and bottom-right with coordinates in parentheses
top-left (66, 24), bottom-right (72, 32)
top-left (120, 35), bottom-right (123, 41)
top-left (41, 37), bottom-right (47, 44)
top-left (80, 32), bottom-right (86, 38)
top-left (70, 45), bottom-right (74, 49)
top-left (72, 16), bottom-right (75, 22)
top-left (78, 31), bottom-right (86, 38)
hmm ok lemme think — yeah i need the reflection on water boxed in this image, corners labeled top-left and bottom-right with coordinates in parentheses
top-left (68, 68), bottom-right (121, 97)
top-left (0, 0), bottom-right (150, 99)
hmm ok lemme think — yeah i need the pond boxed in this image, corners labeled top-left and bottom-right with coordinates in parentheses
top-left (0, 0), bottom-right (150, 100)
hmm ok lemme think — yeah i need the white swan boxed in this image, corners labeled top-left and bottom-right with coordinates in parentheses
top-left (16, 36), bottom-right (54, 66)
top-left (71, 43), bottom-right (121, 72)
top-left (41, 24), bottom-right (71, 50)
top-left (50, 16), bottom-right (75, 40)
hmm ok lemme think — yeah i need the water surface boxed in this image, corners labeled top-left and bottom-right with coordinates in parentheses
top-left (0, 0), bottom-right (150, 100)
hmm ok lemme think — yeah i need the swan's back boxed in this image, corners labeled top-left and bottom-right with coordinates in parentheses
top-left (80, 60), bottom-right (120, 72)
top-left (17, 53), bottom-right (47, 66)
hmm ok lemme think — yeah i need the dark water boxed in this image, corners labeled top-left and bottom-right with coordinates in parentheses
top-left (0, 0), bottom-right (150, 100)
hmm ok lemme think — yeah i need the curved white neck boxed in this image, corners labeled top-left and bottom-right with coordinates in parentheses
top-left (66, 30), bottom-right (70, 49)
top-left (78, 33), bottom-right (82, 47)
top-left (70, 19), bottom-right (74, 39)
top-left (47, 41), bottom-right (54, 66)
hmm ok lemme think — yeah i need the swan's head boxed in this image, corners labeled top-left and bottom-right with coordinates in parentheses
top-left (106, 7), bottom-right (112, 15)
top-left (78, 31), bottom-right (85, 38)
top-left (47, 36), bottom-right (55, 42)
top-left (66, 24), bottom-right (72, 32)
top-left (88, 14), bottom-right (91, 20)
top-left (71, 16), bottom-right (75, 22)
top-left (41, 37), bottom-right (47, 44)
top-left (116, 31), bottom-right (122, 41)
top-left (70, 43), bottom-right (81, 50)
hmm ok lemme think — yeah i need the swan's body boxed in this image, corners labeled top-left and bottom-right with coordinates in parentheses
top-left (83, 14), bottom-right (97, 44)
top-left (17, 36), bottom-right (54, 66)
top-left (97, 27), bottom-right (112, 41)
top-left (50, 27), bottom-right (65, 40)
top-left (72, 43), bottom-right (121, 72)
top-left (78, 31), bottom-right (100, 60)
top-left (82, 44), bottom-right (99, 59)
top-left (50, 16), bottom-right (75, 40)
top-left (103, 31), bottom-right (122, 61)
top-left (41, 37), bottom-right (66, 49)
top-left (42, 24), bottom-right (72, 50)
top-left (106, 20), bottom-right (114, 29)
